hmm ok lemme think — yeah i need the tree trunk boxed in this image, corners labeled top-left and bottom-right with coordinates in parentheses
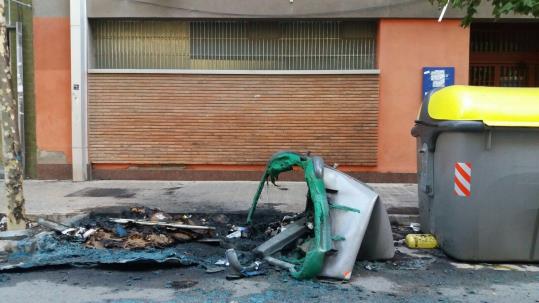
top-left (0, 3), bottom-right (26, 230)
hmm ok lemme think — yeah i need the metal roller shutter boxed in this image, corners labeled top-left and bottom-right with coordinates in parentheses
top-left (88, 73), bottom-right (379, 166)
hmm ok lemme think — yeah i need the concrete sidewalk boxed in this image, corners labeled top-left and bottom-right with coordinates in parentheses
top-left (0, 180), bottom-right (418, 223)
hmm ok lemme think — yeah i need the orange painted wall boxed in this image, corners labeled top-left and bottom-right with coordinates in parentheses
top-left (377, 19), bottom-right (470, 173)
top-left (34, 17), bottom-right (72, 163)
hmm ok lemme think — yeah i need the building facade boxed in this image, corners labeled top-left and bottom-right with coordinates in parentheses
top-left (30, 0), bottom-right (538, 181)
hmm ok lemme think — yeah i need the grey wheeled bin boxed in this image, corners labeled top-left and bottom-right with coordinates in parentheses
top-left (412, 85), bottom-right (539, 262)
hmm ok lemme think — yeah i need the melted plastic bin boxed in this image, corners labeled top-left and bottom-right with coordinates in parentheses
top-left (412, 85), bottom-right (539, 262)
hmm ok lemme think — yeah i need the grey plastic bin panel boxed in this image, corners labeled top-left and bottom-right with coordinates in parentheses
top-left (418, 129), bottom-right (539, 262)
top-left (417, 141), bottom-right (435, 233)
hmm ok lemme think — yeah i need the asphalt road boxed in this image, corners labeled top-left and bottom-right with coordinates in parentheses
top-left (0, 184), bottom-right (536, 302)
top-left (1, 245), bottom-right (538, 303)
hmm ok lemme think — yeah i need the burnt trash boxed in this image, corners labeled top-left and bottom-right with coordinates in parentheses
top-left (61, 227), bottom-right (95, 240)
top-left (82, 211), bottom-right (217, 250)
top-left (0, 229), bottom-right (32, 241)
top-left (37, 218), bottom-right (70, 233)
top-left (13, 209), bottom-right (222, 258)
top-left (124, 232), bottom-right (174, 249)
top-left (129, 207), bottom-right (149, 217)
top-left (0, 216), bottom-right (7, 232)
top-left (364, 263), bottom-right (379, 271)
top-left (114, 224), bottom-right (128, 237)
top-left (225, 248), bottom-right (265, 279)
top-left (246, 151), bottom-right (395, 280)
top-left (36, 218), bottom-right (95, 242)
top-left (226, 226), bottom-right (249, 239)
top-left (409, 223), bottom-right (421, 232)
top-left (150, 211), bottom-right (172, 222)
top-left (0, 206), bottom-right (293, 271)
top-left (214, 259), bottom-right (228, 266)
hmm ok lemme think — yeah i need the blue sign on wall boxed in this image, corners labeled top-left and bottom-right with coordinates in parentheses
top-left (422, 67), bottom-right (455, 99)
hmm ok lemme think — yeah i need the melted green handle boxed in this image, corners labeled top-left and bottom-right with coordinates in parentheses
top-left (246, 151), bottom-right (332, 279)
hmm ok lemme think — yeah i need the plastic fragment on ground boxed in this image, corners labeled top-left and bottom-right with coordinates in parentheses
top-left (214, 259), bottom-right (228, 266)
top-left (409, 223), bottom-right (421, 232)
top-left (254, 219), bottom-right (308, 257)
top-left (109, 218), bottom-right (215, 231)
top-left (37, 218), bottom-right (70, 232)
top-left (225, 248), bottom-right (265, 279)
top-left (226, 226), bottom-right (249, 239)
top-left (226, 230), bottom-right (242, 239)
top-left (0, 229), bottom-right (32, 240)
top-left (114, 224), bottom-right (128, 237)
top-left (150, 212), bottom-right (172, 222)
top-left (0, 216), bottom-right (7, 232)
top-left (405, 234), bottom-right (438, 249)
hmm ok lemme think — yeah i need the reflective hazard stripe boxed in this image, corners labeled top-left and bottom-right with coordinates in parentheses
top-left (454, 162), bottom-right (472, 197)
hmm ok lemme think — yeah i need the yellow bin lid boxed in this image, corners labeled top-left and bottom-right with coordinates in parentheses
top-left (428, 85), bottom-right (539, 127)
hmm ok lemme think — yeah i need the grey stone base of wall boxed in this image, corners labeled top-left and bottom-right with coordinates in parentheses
top-left (37, 164), bottom-right (72, 180)
top-left (92, 169), bottom-right (417, 183)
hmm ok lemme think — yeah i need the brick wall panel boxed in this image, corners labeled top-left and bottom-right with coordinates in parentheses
top-left (88, 74), bottom-right (379, 166)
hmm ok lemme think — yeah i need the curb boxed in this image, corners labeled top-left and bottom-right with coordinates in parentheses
top-left (4, 210), bottom-right (419, 228)
top-left (389, 214), bottom-right (420, 226)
